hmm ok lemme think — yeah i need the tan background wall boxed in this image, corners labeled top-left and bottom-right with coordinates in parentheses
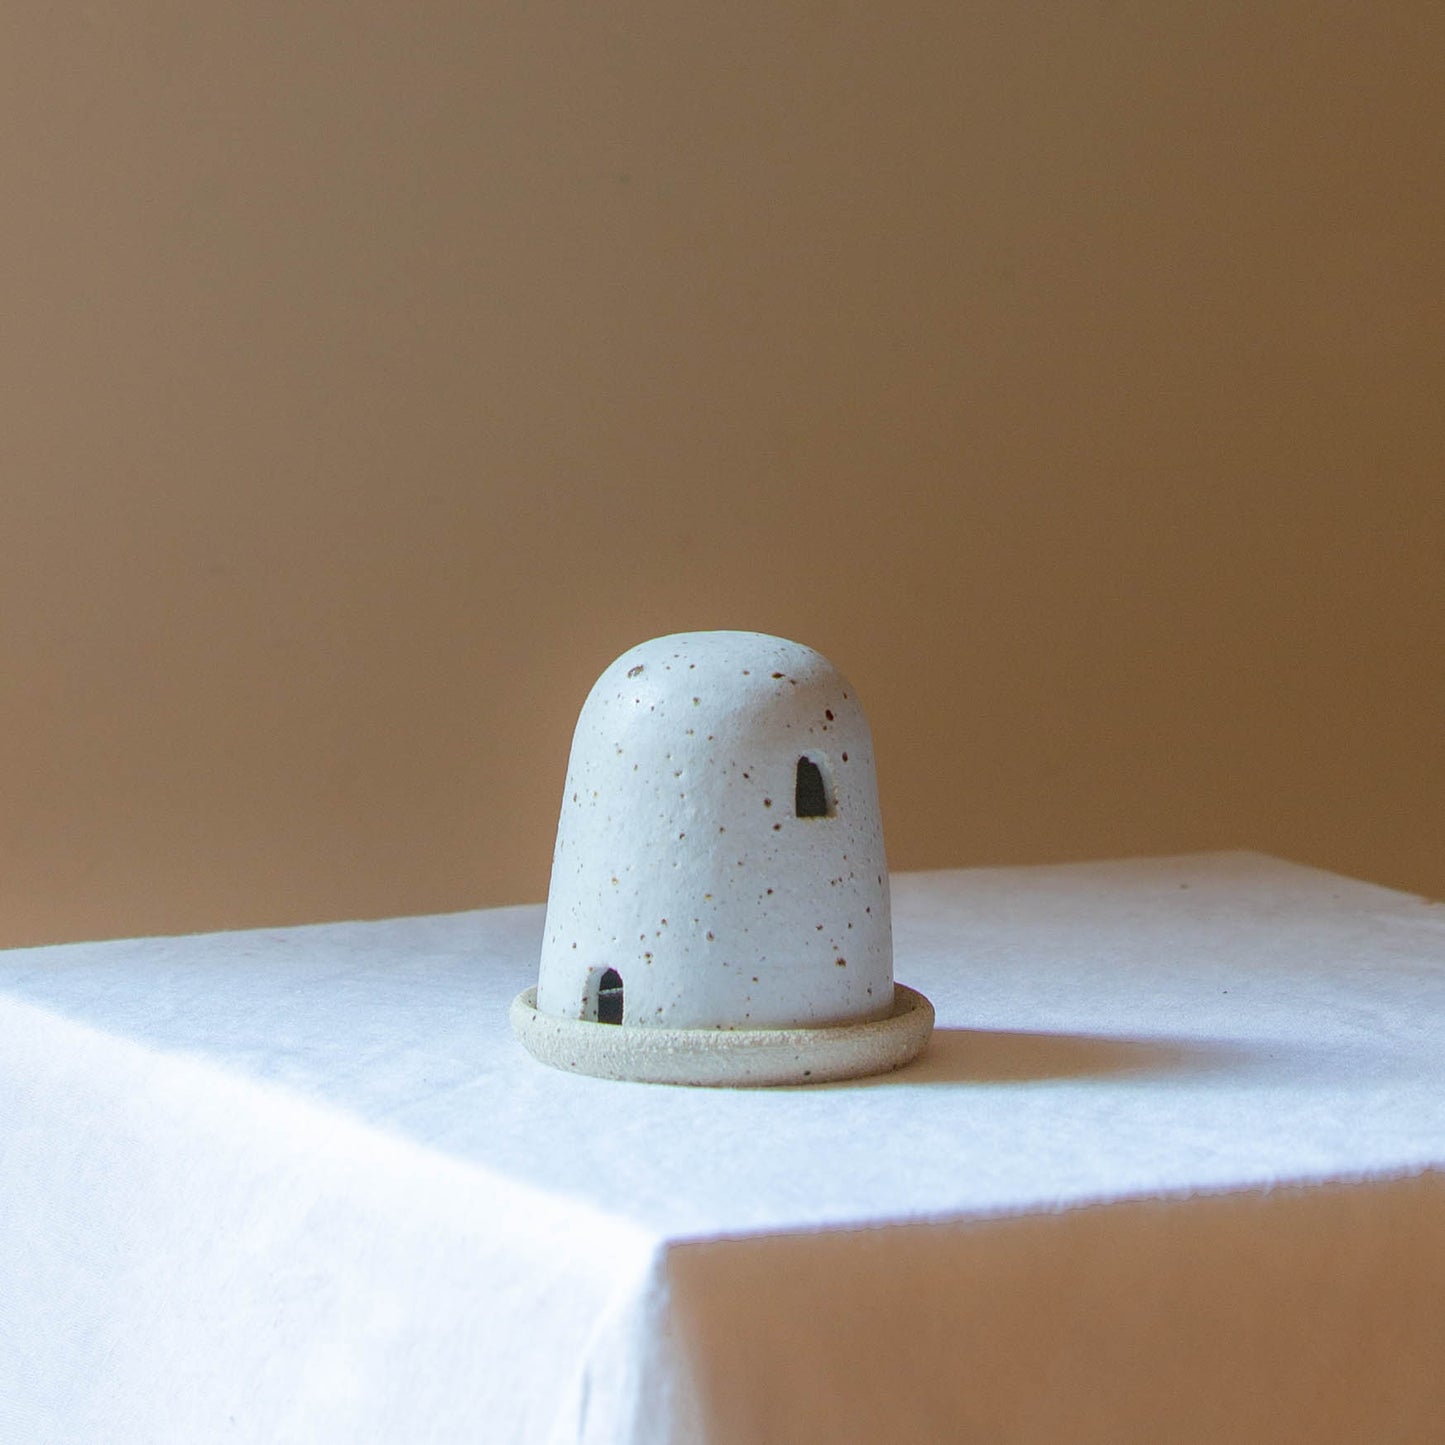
top-left (2, 3), bottom-right (1441, 947)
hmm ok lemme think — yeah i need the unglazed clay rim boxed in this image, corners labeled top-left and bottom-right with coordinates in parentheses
top-left (510, 982), bottom-right (934, 1087)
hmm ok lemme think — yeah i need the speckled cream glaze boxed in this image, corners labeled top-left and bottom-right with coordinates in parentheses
top-left (536, 631), bottom-right (893, 1030)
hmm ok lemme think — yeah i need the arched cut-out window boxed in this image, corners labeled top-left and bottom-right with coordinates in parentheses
top-left (597, 968), bottom-right (624, 1025)
top-left (795, 756), bottom-right (833, 818)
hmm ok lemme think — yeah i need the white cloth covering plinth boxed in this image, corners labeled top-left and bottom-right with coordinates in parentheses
top-left (3, 853), bottom-right (1442, 1443)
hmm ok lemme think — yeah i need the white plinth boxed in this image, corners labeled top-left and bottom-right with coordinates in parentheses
top-left (4, 853), bottom-right (1444, 1443)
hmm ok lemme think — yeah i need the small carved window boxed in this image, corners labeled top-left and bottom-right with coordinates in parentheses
top-left (597, 968), bottom-right (624, 1025)
top-left (795, 756), bottom-right (833, 818)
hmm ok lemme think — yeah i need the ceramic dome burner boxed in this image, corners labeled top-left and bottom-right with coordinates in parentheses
top-left (511, 631), bottom-right (933, 1085)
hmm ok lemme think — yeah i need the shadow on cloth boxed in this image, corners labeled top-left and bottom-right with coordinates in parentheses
top-left (872, 1026), bottom-right (1258, 1086)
